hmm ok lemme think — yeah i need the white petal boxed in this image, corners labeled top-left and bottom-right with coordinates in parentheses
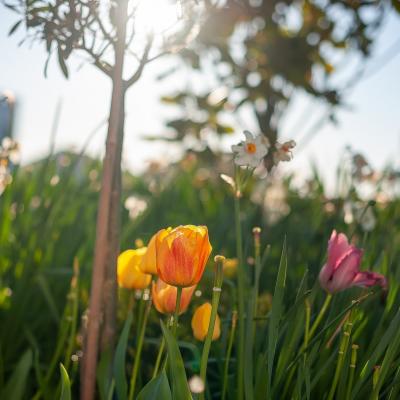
top-left (243, 130), bottom-right (254, 142)
top-left (234, 154), bottom-right (252, 166)
top-left (231, 144), bottom-right (243, 153)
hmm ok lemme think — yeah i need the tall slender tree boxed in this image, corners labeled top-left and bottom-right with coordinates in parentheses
top-left (4, 0), bottom-right (208, 398)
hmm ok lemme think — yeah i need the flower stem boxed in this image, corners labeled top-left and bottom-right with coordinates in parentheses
top-left (222, 310), bottom-right (237, 400)
top-left (152, 337), bottom-right (165, 378)
top-left (304, 298), bottom-right (311, 348)
top-left (199, 256), bottom-right (224, 400)
top-left (308, 293), bottom-right (332, 340)
top-left (172, 287), bottom-right (183, 336)
top-left (345, 344), bottom-right (359, 400)
top-left (234, 191), bottom-right (245, 400)
top-left (128, 297), bottom-right (151, 400)
top-left (327, 312), bottom-right (354, 400)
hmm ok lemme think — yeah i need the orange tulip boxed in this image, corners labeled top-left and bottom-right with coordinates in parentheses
top-left (191, 302), bottom-right (221, 341)
top-left (117, 248), bottom-right (151, 290)
top-left (139, 228), bottom-right (172, 275)
top-left (156, 225), bottom-right (212, 287)
top-left (152, 278), bottom-right (195, 315)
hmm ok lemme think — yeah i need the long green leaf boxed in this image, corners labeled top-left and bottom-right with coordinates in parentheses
top-left (59, 363), bottom-right (71, 400)
top-left (352, 306), bottom-right (400, 397)
top-left (0, 349), bottom-right (32, 400)
top-left (114, 311), bottom-right (134, 400)
top-left (160, 319), bottom-right (192, 400)
top-left (137, 371), bottom-right (172, 400)
top-left (267, 239), bottom-right (287, 394)
top-left (97, 348), bottom-right (112, 400)
top-left (244, 294), bottom-right (255, 400)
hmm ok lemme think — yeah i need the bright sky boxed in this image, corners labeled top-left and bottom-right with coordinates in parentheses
top-left (1, 6), bottom-right (400, 187)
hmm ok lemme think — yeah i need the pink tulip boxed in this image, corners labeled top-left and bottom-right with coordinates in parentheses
top-left (319, 230), bottom-right (387, 294)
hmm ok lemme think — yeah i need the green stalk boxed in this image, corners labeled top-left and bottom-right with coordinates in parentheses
top-left (371, 366), bottom-right (381, 400)
top-left (222, 310), bottom-right (237, 400)
top-left (199, 256), bottom-right (224, 400)
top-left (253, 227), bottom-right (262, 317)
top-left (234, 191), bottom-right (245, 400)
top-left (327, 313), bottom-right (354, 400)
top-left (152, 337), bottom-right (165, 378)
top-left (172, 287), bottom-right (183, 336)
top-left (308, 293), bottom-right (332, 340)
top-left (128, 297), bottom-right (151, 400)
top-left (345, 344), bottom-right (359, 400)
top-left (303, 298), bottom-right (311, 349)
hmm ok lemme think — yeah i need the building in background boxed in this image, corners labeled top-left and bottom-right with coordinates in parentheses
top-left (0, 91), bottom-right (15, 141)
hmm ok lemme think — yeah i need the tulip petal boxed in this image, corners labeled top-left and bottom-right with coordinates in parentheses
top-left (328, 248), bottom-right (362, 292)
top-left (328, 230), bottom-right (353, 270)
top-left (352, 271), bottom-right (388, 290)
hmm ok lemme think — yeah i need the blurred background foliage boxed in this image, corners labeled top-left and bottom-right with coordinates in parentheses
top-left (156, 0), bottom-right (399, 166)
top-left (0, 140), bottom-right (400, 398)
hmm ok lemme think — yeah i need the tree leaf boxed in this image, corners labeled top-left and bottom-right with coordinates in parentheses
top-left (8, 20), bottom-right (22, 36)
top-left (57, 47), bottom-right (69, 79)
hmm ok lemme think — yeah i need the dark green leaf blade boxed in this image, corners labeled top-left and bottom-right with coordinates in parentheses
top-left (113, 311), bottom-right (134, 400)
top-left (137, 371), bottom-right (172, 400)
top-left (160, 319), bottom-right (192, 400)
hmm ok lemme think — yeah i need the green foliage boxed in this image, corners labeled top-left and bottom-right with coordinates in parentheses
top-left (0, 146), bottom-right (400, 398)
top-left (59, 363), bottom-right (71, 400)
top-left (160, 320), bottom-right (192, 400)
top-left (136, 371), bottom-right (172, 400)
top-left (113, 311), bottom-right (134, 400)
top-left (155, 0), bottom-right (399, 162)
top-left (0, 349), bottom-right (32, 400)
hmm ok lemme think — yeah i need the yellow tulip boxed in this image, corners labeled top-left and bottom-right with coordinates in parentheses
top-left (223, 258), bottom-right (238, 278)
top-left (139, 228), bottom-right (172, 275)
top-left (117, 248), bottom-right (151, 290)
top-left (191, 302), bottom-right (221, 341)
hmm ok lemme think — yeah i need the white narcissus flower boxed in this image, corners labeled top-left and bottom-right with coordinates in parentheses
top-left (231, 131), bottom-right (269, 168)
top-left (273, 140), bottom-right (296, 165)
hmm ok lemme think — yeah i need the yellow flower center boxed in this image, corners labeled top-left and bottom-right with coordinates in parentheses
top-left (246, 143), bottom-right (257, 154)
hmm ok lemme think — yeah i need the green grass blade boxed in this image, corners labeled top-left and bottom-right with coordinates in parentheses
top-left (267, 238), bottom-right (287, 393)
top-left (59, 363), bottom-right (71, 400)
top-left (352, 306), bottom-right (400, 397)
top-left (0, 349), bottom-right (32, 400)
top-left (113, 311), bottom-right (134, 400)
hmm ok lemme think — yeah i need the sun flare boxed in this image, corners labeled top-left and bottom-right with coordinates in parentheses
top-left (133, 0), bottom-right (181, 35)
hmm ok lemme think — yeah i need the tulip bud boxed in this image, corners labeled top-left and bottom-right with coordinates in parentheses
top-left (152, 278), bottom-right (195, 315)
top-left (319, 230), bottom-right (387, 293)
top-left (191, 303), bottom-right (221, 341)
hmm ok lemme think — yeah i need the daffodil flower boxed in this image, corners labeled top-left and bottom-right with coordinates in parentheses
top-left (231, 131), bottom-right (269, 168)
top-left (273, 140), bottom-right (296, 165)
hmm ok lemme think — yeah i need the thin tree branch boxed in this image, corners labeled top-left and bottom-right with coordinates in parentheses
top-left (124, 36), bottom-right (153, 88)
top-left (77, 45), bottom-right (113, 77)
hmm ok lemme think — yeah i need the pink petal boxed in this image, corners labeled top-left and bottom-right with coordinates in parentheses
top-left (327, 230), bottom-right (353, 269)
top-left (352, 271), bottom-right (388, 290)
top-left (330, 248), bottom-right (362, 292)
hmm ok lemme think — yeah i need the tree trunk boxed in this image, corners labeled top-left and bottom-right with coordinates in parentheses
top-left (81, 0), bottom-right (128, 398)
